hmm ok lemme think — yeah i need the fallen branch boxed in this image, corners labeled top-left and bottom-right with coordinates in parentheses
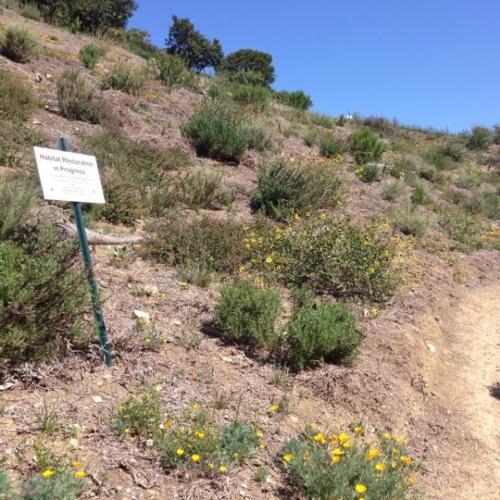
top-left (59, 221), bottom-right (144, 245)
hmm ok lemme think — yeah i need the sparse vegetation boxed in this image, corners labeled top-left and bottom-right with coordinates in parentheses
top-left (0, 26), bottom-right (38, 63)
top-left (57, 69), bottom-right (99, 123)
top-left (392, 206), bottom-right (428, 237)
top-left (381, 179), bottom-right (405, 201)
top-left (102, 64), bottom-right (146, 95)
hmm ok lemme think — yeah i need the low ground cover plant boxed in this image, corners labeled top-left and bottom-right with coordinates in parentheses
top-left (114, 387), bottom-right (259, 473)
top-left (281, 426), bottom-right (418, 499)
top-left (0, 26), bottom-right (38, 63)
top-left (250, 160), bottom-right (342, 220)
top-left (349, 127), bottom-right (385, 165)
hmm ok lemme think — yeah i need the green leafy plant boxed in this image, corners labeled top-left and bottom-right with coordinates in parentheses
top-left (410, 183), bottom-right (431, 205)
top-left (149, 53), bottom-right (196, 90)
top-left (355, 164), bottom-right (379, 183)
top-left (0, 225), bottom-right (89, 362)
top-left (182, 100), bottom-right (249, 162)
top-left (466, 126), bottom-right (491, 151)
top-left (274, 90), bottom-right (312, 111)
top-left (231, 83), bottom-right (271, 111)
top-left (19, 3), bottom-right (42, 20)
top-left (79, 43), bottom-right (104, 69)
top-left (319, 134), bottom-right (344, 157)
top-left (57, 70), bottom-right (99, 123)
top-left (286, 302), bottom-right (364, 370)
top-left (349, 127), bottom-right (385, 165)
top-left (0, 26), bottom-right (38, 63)
top-left (281, 427), bottom-right (419, 499)
top-left (250, 160), bottom-right (342, 220)
top-left (214, 281), bottom-right (282, 350)
top-left (146, 216), bottom-right (248, 276)
top-left (101, 64), bottom-right (146, 95)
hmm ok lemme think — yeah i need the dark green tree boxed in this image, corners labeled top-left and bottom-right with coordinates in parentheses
top-left (218, 49), bottom-right (276, 86)
top-left (166, 16), bottom-right (223, 71)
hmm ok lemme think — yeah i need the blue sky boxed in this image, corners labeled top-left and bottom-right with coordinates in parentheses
top-left (129, 0), bottom-right (500, 132)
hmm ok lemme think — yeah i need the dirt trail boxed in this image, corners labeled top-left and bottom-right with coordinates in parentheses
top-left (443, 285), bottom-right (500, 498)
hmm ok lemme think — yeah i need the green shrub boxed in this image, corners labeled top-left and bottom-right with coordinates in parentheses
top-left (149, 53), bottom-right (196, 90)
top-left (439, 210), bottom-right (484, 251)
top-left (349, 127), bottom-right (385, 165)
top-left (82, 131), bottom-right (190, 223)
top-left (123, 28), bottom-right (158, 60)
top-left (424, 141), bottom-right (464, 170)
top-left (290, 284), bottom-right (316, 310)
top-left (281, 427), bottom-right (419, 499)
top-left (417, 163), bottom-right (440, 183)
top-left (381, 179), bottom-right (404, 201)
top-left (0, 225), bottom-right (89, 362)
top-left (102, 64), bottom-right (146, 95)
top-left (362, 115), bottom-right (394, 136)
top-left (57, 70), bottom-right (99, 123)
top-left (218, 48), bottom-right (275, 86)
top-left (355, 164), bottom-right (379, 183)
top-left (494, 124), bottom-right (500, 145)
top-left (0, 175), bottom-right (39, 240)
top-left (79, 43), bottom-right (104, 69)
top-left (231, 83), bottom-right (271, 111)
top-left (392, 206), bottom-right (428, 237)
top-left (303, 128), bottom-right (318, 147)
top-left (250, 160), bottom-right (342, 220)
top-left (0, 467), bottom-right (12, 498)
top-left (411, 183), bottom-right (431, 205)
top-left (287, 303), bottom-right (363, 370)
top-left (466, 126), bottom-right (491, 151)
top-left (182, 100), bottom-right (249, 162)
top-left (19, 2), bottom-right (41, 20)
top-left (147, 217), bottom-right (248, 275)
top-left (309, 112), bottom-right (335, 128)
top-left (214, 281), bottom-right (282, 349)
top-left (247, 216), bottom-right (397, 302)
top-left (465, 191), bottom-right (499, 219)
top-left (179, 169), bottom-right (233, 209)
top-left (0, 69), bottom-right (36, 121)
top-left (0, 26), bottom-right (37, 63)
top-left (319, 134), bottom-right (344, 157)
top-left (245, 121), bottom-right (273, 151)
top-left (454, 168), bottom-right (484, 189)
top-left (274, 90), bottom-right (312, 111)
top-left (387, 156), bottom-right (414, 180)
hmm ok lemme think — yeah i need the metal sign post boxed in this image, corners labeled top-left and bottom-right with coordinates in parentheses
top-left (58, 137), bottom-right (112, 367)
top-left (34, 138), bottom-right (112, 366)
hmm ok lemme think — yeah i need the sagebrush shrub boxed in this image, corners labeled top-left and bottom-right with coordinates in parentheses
top-left (391, 206), bottom-right (428, 237)
top-left (182, 100), bottom-right (249, 162)
top-left (0, 69), bottom-right (36, 121)
top-left (355, 164), bottom-right (379, 183)
top-left (250, 160), bottom-right (342, 220)
top-left (319, 134), bottom-right (344, 157)
top-left (245, 121), bottom-right (274, 151)
top-left (102, 64), bottom-right (146, 95)
top-left (303, 128), bottom-right (318, 147)
top-left (286, 302), bottom-right (364, 370)
top-left (246, 215), bottom-right (397, 302)
top-left (349, 127), bottom-right (385, 165)
top-left (57, 70), bottom-right (99, 123)
top-left (381, 179), bottom-right (404, 201)
top-left (439, 210), bottom-right (484, 251)
top-left (79, 43), bottom-right (104, 69)
top-left (0, 225), bottom-right (89, 362)
top-left (0, 26), bottom-right (38, 63)
top-left (411, 183), bottom-right (431, 205)
top-left (179, 168), bottom-right (233, 209)
top-left (466, 126), bottom-right (491, 151)
top-left (214, 281), bottom-right (282, 349)
top-left (231, 83), bottom-right (271, 111)
top-left (309, 112), bottom-right (335, 128)
top-left (424, 141), bottom-right (464, 170)
top-left (149, 53), bottom-right (196, 89)
top-left (147, 217), bottom-right (248, 275)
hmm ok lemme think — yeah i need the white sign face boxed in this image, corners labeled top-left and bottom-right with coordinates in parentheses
top-left (34, 147), bottom-right (105, 204)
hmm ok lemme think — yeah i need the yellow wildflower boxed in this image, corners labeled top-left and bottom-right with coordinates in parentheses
top-left (42, 470), bottom-right (54, 479)
top-left (238, 265), bottom-right (246, 273)
top-left (75, 470), bottom-right (86, 478)
top-left (365, 448), bottom-right (380, 461)
top-left (313, 432), bottom-right (326, 444)
top-left (400, 455), bottom-right (412, 466)
top-left (265, 255), bottom-right (273, 264)
top-left (176, 448), bottom-right (185, 456)
top-left (208, 463), bottom-right (215, 470)
top-left (163, 419), bottom-right (174, 429)
top-left (370, 307), bottom-right (378, 318)
top-left (219, 465), bottom-right (228, 473)
top-left (394, 435), bottom-right (406, 444)
top-left (407, 474), bottom-right (415, 486)
top-left (383, 432), bottom-right (391, 440)
top-left (191, 403), bottom-right (200, 410)
top-left (332, 448), bottom-right (344, 456)
top-left (355, 484), bottom-right (367, 494)
top-left (196, 431), bottom-right (205, 440)
top-left (270, 404), bottom-right (279, 412)
top-left (71, 461), bottom-right (82, 469)
top-left (391, 460), bottom-right (398, 469)
top-left (255, 430), bottom-right (264, 439)
top-left (354, 426), bottom-right (363, 435)
top-left (342, 440), bottom-right (352, 449)
top-left (375, 462), bottom-right (386, 472)
top-left (338, 433), bottom-right (350, 444)
top-left (331, 455), bottom-right (342, 464)
top-left (191, 454), bottom-right (200, 463)
top-left (282, 453), bottom-right (294, 463)
top-left (124, 428), bottom-right (131, 434)
top-left (259, 443), bottom-right (266, 449)
top-left (368, 267), bottom-right (375, 274)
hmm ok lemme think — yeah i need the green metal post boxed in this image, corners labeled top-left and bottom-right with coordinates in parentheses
top-left (59, 137), bottom-right (112, 367)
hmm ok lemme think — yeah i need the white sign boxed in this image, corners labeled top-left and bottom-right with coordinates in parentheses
top-left (34, 147), bottom-right (105, 204)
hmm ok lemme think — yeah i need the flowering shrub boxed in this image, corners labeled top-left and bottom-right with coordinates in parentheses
top-left (286, 303), bottom-right (364, 370)
top-left (114, 388), bottom-right (259, 474)
top-left (281, 426), bottom-right (419, 499)
top-left (214, 281), bottom-right (282, 350)
top-left (244, 215), bottom-right (397, 302)
top-left (250, 160), bottom-right (342, 220)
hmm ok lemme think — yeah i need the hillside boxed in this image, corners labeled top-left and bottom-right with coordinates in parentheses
top-left (0, 7), bottom-right (499, 500)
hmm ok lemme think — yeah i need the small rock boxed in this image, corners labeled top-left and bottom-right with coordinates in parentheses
top-left (69, 438), bottom-right (79, 449)
top-left (134, 310), bottom-right (150, 322)
top-left (92, 395), bottom-right (103, 404)
top-left (426, 343), bottom-right (436, 353)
